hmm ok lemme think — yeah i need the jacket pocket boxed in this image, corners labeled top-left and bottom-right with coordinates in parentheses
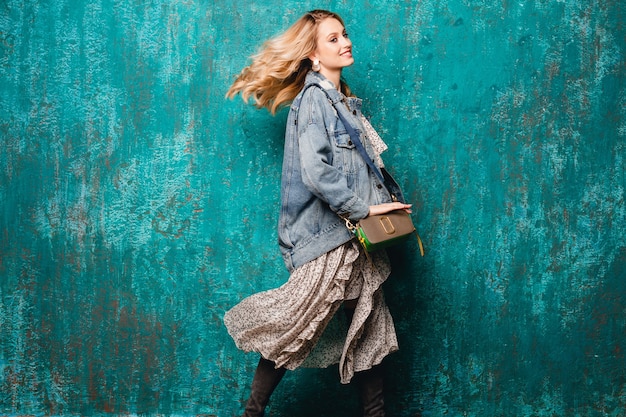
top-left (333, 131), bottom-right (356, 149)
top-left (332, 131), bottom-right (363, 176)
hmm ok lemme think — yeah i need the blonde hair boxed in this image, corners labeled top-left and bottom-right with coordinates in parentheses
top-left (226, 10), bottom-right (351, 114)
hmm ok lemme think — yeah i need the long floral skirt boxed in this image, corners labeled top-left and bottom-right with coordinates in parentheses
top-left (223, 241), bottom-right (398, 384)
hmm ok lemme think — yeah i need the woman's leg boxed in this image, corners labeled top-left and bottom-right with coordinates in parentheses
top-left (242, 356), bottom-right (287, 417)
top-left (354, 364), bottom-right (385, 417)
top-left (343, 298), bottom-right (358, 322)
top-left (344, 299), bottom-right (386, 417)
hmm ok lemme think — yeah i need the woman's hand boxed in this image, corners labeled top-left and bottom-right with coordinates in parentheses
top-left (368, 202), bottom-right (412, 217)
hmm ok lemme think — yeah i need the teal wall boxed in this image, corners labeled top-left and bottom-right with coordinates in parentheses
top-left (1, 0), bottom-right (624, 416)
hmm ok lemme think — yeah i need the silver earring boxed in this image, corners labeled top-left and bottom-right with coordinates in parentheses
top-left (312, 59), bottom-right (321, 72)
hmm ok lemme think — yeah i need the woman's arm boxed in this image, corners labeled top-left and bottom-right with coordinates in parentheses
top-left (296, 90), bottom-right (370, 221)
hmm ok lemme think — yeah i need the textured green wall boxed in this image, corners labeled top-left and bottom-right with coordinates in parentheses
top-left (1, 0), bottom-right (624, 416)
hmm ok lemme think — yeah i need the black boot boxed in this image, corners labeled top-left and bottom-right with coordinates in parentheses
top-left (355, 365), bottom-right (385, 417)
top-left (242, 357), bottom-right (286, 417)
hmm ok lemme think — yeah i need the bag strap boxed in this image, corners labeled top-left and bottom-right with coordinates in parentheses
top-left (335, 105), bottom-right (387, 185)
top-left (300, 83), bottom-right (387, 186)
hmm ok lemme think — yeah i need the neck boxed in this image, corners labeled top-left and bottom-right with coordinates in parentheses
top-left (319, 69), bottom-right (341, 91)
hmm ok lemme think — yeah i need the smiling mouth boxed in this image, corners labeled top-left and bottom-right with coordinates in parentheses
top-left (341, 49), bottom-right (353, 57)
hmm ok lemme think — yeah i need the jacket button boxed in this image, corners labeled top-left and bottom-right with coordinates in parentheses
top-left (377, 184), bottom-right (383, 189)
top-left (348, 140), bottom-right (353, 145)
top-left (353, 110), bottom-right (357, 115)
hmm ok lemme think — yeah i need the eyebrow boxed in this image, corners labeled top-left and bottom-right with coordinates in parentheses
top-left (325, 30), bottom-right (346, 39)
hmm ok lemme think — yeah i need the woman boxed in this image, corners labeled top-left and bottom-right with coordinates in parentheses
top-left (224, 10), bottom-right (411, 417)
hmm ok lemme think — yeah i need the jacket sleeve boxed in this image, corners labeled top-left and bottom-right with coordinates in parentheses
top-left (296, 89), bottom-right (370, 221)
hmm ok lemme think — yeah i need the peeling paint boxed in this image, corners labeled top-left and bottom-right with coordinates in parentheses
top-left (1, 0), bottom-right (624, 416)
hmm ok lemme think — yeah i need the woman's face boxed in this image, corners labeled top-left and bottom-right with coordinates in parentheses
top-left (312, 17), bottom-right (353, 76)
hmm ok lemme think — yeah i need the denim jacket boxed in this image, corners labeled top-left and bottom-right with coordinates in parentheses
top-left (278, 71), bottom-right (395, 271)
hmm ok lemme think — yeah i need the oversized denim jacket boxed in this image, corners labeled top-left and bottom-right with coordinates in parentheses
top-left (278, 72), bottom-right (394, 271)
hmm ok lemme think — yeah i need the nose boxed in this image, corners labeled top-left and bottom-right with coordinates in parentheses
top-left (342, 35), bottom-right (351, 48)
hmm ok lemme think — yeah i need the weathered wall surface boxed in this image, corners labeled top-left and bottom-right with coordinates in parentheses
top-left (1, 0), bottom-right (624, 416)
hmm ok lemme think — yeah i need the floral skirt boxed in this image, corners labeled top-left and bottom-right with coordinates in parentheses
top-left (223, 241), bottom-right (398, 384)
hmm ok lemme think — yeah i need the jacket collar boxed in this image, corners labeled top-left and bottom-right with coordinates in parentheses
top-left (304, 71), bottom-right (343, 104)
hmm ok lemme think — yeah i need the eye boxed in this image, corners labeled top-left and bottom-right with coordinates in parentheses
top-left (330, 37), bottom-right (338, 43)
top-left (343, 32), bottom-right (349, 38)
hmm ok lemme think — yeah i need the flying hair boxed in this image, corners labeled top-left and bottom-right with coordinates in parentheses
top-left (226, 10), bottom-right (351, 114)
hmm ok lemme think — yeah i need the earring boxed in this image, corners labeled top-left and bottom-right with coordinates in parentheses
top-left (312, 59), bottom-right (321, 72)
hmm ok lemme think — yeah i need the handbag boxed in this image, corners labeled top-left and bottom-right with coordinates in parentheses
top-left (346, 209), bottom-right (421, 253)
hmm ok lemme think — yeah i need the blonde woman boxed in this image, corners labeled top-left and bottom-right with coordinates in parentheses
top-left (224, 10), bottom-right (411, 417)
